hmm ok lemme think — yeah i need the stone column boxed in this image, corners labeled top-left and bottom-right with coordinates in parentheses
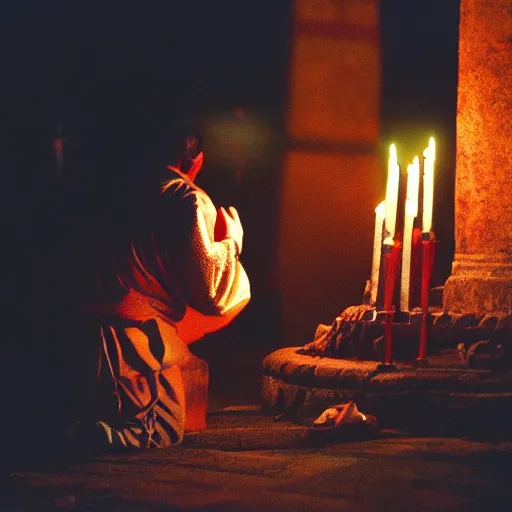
top-left (443, 0), bottom-right (512, 315)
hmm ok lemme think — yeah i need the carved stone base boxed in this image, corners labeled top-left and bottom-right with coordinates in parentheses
top-left (300, 305), bottom-right (511, 365)
top-left (443, 254), bottom-right (512, 315)
top-left (262, 347), bottom-right (512, 433)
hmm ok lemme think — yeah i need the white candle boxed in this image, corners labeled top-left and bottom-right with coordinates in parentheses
top-left (407, 156), bottom-right (420, 217)
top-left (400, 157), bottom-right (420, 311)
top-left (422, 137), bottom-right (436, 234)
top-left (385, 144), bottom-right (400, 239)
top-left (370, 201), bottom-right (386, 305)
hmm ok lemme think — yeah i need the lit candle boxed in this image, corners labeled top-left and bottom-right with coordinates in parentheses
top-left (400, 157), bottom-right (420, 311)
top-left (370, 201), bottom-right (386, 305)
top-left (406, 156), bottom-right (420, 217)
top-left (385, 144), bottom-right (400, 240)
top-left (422, 137), bottom-right (436, 233)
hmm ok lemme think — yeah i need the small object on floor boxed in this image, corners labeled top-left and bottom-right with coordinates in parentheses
top-left (307, 401), bottom-right (379, 443)
top-left (313, 401), bottom-right (375, 428)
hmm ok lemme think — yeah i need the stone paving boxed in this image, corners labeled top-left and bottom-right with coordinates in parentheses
top-left (6, 408), bottom-right (512, 512)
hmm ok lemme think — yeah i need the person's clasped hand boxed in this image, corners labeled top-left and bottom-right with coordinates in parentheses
top-left (214, 206), bottom-right (244, 256)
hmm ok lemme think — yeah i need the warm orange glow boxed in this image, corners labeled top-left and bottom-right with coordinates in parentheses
top-left (177, 302), bottom-right (249, 345)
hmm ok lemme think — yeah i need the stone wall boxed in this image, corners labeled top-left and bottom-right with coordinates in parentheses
top-left (278, 0), bottom-right (381, 344)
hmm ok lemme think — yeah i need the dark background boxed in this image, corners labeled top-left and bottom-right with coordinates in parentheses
top-left (3, 0), bottom-right (460, 425)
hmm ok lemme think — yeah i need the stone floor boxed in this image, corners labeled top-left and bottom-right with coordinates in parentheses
top-left (5, 340), bottom-right (512, 512)
top-left (6, 402), bottom-right (512, 511)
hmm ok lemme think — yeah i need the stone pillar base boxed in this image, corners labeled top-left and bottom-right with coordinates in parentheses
top-left (443, 254), bottom-right (512, 315)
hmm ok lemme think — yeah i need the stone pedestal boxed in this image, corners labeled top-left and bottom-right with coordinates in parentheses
top-left (262, 347), bottom-right (512, 432)
top-left (443, 0), bottom-right (512, 315)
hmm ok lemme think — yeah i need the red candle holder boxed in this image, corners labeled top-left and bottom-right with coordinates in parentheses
top-left (410, 227), bottom-right (423, 308)
top-left (380, 241), bottom-right (402, 368)
top-left (417, 234), bottom-right (438, 363)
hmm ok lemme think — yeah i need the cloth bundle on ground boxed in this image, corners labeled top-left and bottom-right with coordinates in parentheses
top-left (307, 401), bottom-right (379, 443)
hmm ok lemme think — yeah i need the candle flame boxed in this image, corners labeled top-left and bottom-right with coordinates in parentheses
top-left (422, 137), bottom-right (436, 233)
top-left (375, 200), bottom-right (386, 216)
top-left (385, 144), bottom-right (400, 239)
top-left (389, 143), bottom-right (397, 162)
top-left (406, 156), bottom-right (420, 218)
top-left (423, 137), bottom-right (436, 162)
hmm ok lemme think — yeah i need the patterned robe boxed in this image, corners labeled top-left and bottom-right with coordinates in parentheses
top-left (77, 167), bottom-right (250, 450)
